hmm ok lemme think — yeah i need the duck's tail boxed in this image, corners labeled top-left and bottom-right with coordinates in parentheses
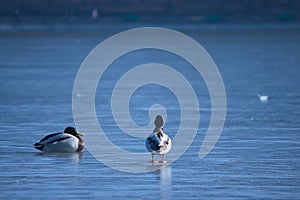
top-left (34, 143), bottom-right (44, 151)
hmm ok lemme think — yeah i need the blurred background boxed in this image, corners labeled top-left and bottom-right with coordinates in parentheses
top-left (0, 0), bottom-right (299, 25)
top-left (1, 0), bottom-right (300, 199)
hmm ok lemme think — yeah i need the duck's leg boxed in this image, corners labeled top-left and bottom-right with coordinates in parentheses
top-left (152, 154), bottom-right (158, 163)
top-left (160, 154), bottom-right (167, 163)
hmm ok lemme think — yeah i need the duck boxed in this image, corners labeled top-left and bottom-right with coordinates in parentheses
top-left (145, 115), bottom-right (172, 163)
top-left (34, 127), bottom-right (85, 153)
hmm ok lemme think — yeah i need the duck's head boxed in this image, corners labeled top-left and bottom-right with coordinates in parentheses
top-left (64, 127), bottom-right (85, 137)
top-left (154, 115), bottom-right (164, 128)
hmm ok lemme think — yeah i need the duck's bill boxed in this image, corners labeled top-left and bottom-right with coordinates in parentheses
top-left (77, 132), bottom-right (85, 136)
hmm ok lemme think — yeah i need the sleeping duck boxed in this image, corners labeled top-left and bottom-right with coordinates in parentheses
top-left (34, 127), bottom-right (85, 153)
top-left (145, 115), bottom-right (172, 163)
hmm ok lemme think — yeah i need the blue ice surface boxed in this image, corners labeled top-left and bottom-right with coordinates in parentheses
top-left (0, 23), bottom-right (299, 199)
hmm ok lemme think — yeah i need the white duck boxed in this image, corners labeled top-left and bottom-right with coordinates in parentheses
top-left (145, 115), bottom-right (172, 163)
top-left (34, 127), bottom-right (85, 153)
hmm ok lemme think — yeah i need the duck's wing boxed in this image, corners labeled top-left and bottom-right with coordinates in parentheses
top-left (162, 133), bottom-right (170, 144)
top-left (146, 134), bottom-right (161, 151)
top-left (37, 133), bottom-right (72, 145)
top-left (39, 132), bottom-right (61, 143)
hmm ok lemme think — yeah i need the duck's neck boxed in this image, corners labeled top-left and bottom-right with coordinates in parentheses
top-left (77, 136), bottom-right (84, 152)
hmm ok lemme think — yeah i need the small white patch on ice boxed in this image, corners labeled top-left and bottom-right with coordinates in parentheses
top-left (258, 94), bottom-right (268, 103)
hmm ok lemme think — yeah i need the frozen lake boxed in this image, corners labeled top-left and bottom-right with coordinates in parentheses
top-left (0, 24), bottom-right (300, 199)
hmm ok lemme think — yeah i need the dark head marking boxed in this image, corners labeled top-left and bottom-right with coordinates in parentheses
top-left (64, 127), bottom-right (77, 136)
top-left (154, 115), bottom-right (164, 128)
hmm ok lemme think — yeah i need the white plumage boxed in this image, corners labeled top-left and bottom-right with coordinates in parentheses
top-left (40, 134), bottom-right (80, 152)
top-left (34, 127), bottom-right (85, 153)
top-left (145, 115), bottom-right (172, 163)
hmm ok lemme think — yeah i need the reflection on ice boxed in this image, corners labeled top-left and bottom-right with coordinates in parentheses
top-left (36, 152), bottom-right (83, 163)
top-left (159, 166), bottom-right (172, 200)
